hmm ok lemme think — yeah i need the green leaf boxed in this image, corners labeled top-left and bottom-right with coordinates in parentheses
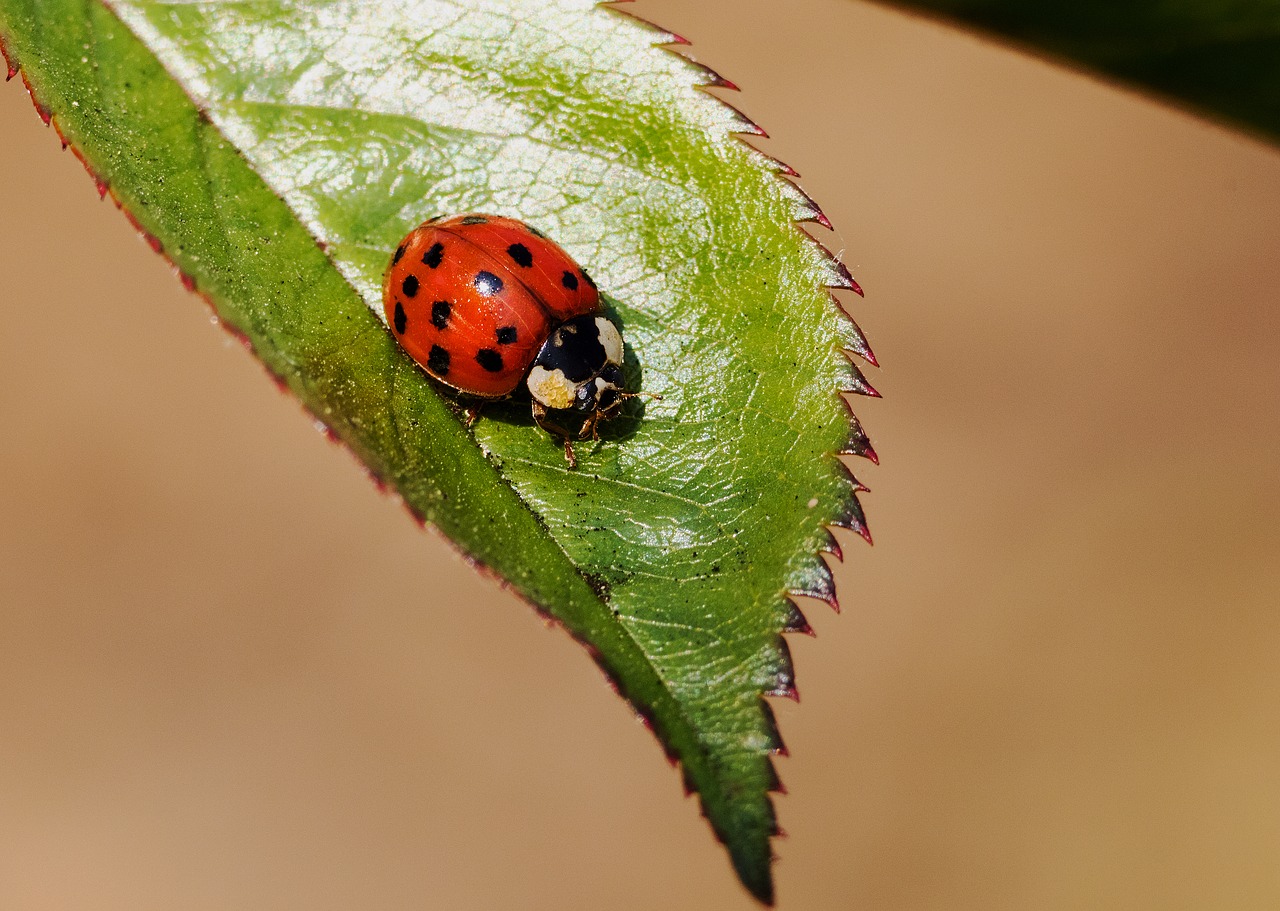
top-left (883, 0), bottom-right (1280, 141)
top-left (0, 0), bottom-right (874, 901)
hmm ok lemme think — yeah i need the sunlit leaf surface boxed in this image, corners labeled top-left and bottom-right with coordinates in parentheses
top-left (0, 0), bottom-right (874, 900)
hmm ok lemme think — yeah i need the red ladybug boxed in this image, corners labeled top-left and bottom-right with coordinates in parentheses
top-left (383, 214), bottom-right (631, 465)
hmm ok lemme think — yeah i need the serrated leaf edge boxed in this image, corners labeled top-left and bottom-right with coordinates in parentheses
top-left (601, 1), bottom-right (878, 902)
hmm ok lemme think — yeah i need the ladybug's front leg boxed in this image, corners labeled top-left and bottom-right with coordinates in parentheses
top-left (563, 438), bottom-right (578, 470)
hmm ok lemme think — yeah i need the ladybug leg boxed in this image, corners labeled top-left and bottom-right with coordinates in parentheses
top-left (533, 400), bottom-right (578, 468)
top-left (462, 405), bottom-right (481, 428)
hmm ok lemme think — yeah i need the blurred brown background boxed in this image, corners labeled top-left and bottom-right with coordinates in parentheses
top-left (3, 1), bottom-right (1279, 908)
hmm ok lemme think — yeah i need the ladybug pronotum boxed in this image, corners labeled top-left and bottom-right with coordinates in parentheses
top-left (383, 214), bottom-right (632, 466)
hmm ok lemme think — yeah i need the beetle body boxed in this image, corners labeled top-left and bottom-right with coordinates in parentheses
top-left (383, 214), bottom-right (629, 461)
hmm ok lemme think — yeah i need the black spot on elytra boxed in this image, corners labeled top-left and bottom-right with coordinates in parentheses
top-left (393, 302), bottom-right (407, 334)
top-left (431, 300), bottom-right (451, 329)
top-left (422, 242), bottom-right (444, 268)
top-left (392, 245), bottom-right (405, 264)
top-left (474, 271), bottom-right (503, 296)
top-left (582, 269), bottom-right (597, 289)
top-left (507, 243), bottom-right (533, 267)
top-left (427, 345), bottom-right (450, 375)
top-left (561, 270), bottom-right (579, 291)
top-left (496, 326), bottom-right (517, 345)
top-left (461, 215), bottom-right (489, 224)
top-left (475, 348), bottom-right (504, 372)
top-left (401, 274), bottom-right (419, 298)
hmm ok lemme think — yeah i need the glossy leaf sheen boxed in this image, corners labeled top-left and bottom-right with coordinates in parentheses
top-left (887, 0), bottom-right (1280, 141)
top-left (0, 0), bottom-right (871, 901)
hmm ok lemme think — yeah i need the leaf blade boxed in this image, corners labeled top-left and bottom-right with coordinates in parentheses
top-left (0, 0), bottom-right (872, 901)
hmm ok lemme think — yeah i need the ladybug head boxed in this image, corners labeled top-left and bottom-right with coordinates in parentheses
top-left (527, 314), bottom-right (626, 439)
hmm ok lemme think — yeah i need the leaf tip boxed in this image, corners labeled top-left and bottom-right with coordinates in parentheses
top-left (832, 467), bottom-right (874, 547)
top-left (758, 150), bottom-right (799, 177)
top-left (833, 306), bottom-right (878, 367)
top-left (839, 358), bottom-right (881, 398)
top-left (783, 598), bottom-right (816, 636)
top-left (768, 683), bottom-right (800, 703)
top-left (744, 867), bottom-right (777, 907)
top-left (830, 258), bottom-right (857, 292)
top-left (837, 405), bottom-right (879, 465)
top-left (788, 557), bottom-right (838, 613)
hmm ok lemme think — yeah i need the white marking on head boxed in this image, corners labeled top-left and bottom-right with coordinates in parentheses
top-left (527, 365), bottom-right (576, 410)
top-left (595, 317), bottom-right (623, 364)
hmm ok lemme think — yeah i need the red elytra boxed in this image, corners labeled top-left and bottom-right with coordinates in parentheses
top-left (383, 213), bottom-right (600, 398)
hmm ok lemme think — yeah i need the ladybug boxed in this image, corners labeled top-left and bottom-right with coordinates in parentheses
top-left (383, 214), bottom-right (633, 466)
